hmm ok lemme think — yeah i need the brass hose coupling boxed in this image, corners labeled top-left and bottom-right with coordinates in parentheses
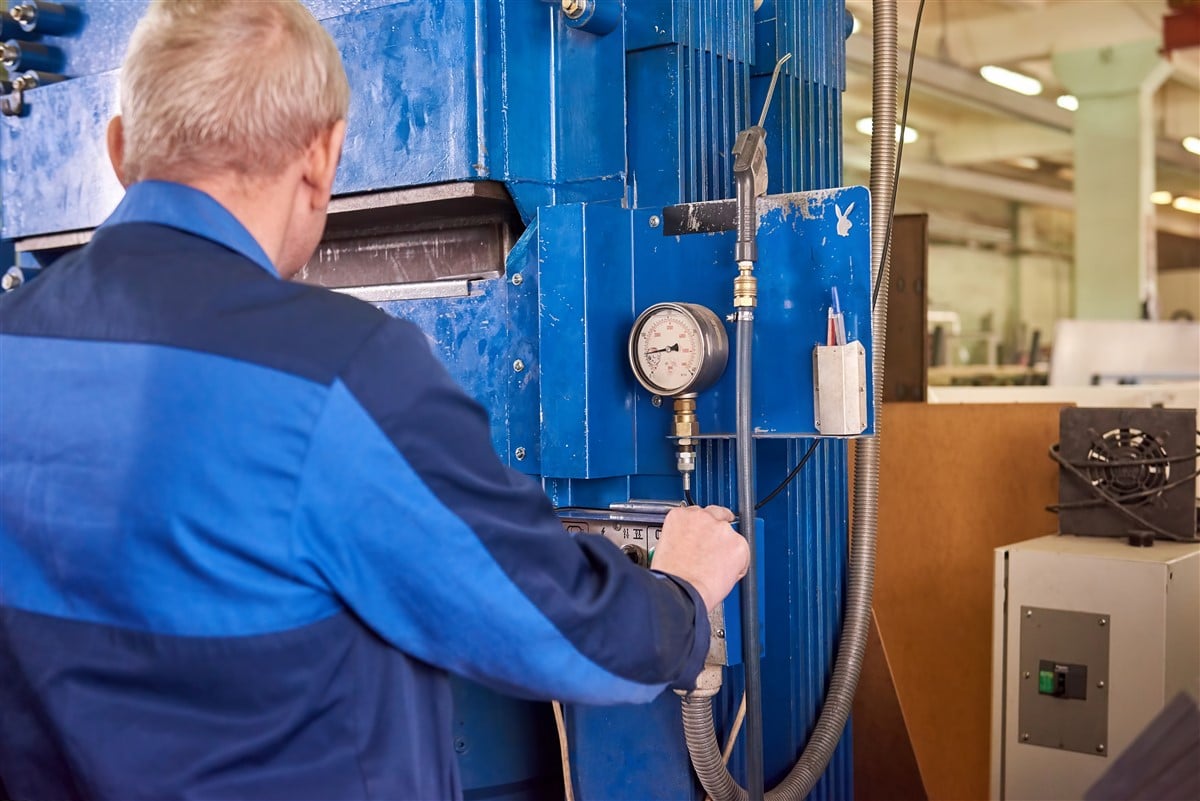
top-left (673, 396), bottom-right (699, 486)
top-left (733, 263), bottom-right (757, 309)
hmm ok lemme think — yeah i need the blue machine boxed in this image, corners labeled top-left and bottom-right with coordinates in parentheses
top-left (1, 1), bottom-right (873, 798)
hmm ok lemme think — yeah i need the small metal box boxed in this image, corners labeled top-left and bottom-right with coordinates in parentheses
top-left (813, 341), bottom-right (867, 436)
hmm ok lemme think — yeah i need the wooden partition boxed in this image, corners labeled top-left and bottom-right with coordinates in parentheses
top-left (854, 403), bottom-right (1063, 801)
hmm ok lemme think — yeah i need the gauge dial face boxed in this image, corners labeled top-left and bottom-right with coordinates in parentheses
top-left (628, 303), bottom-right (728, 397)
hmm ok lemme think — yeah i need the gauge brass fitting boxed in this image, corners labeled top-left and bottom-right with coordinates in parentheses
top-left (733, 266), bottom-right (757, 308)
top-left (673, 396), bottom-right (699, 482)
top-left (672, 396), bottom-right (699, 439)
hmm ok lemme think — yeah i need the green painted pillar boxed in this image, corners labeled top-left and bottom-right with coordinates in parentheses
top-left (1053, 41), bottom-right (1170, 319)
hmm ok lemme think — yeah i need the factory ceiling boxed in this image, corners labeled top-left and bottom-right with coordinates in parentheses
top-left (842, 0), bottom-right (1200, 244)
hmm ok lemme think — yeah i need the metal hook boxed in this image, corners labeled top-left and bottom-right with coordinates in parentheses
top-left (756, 52), bottom-right (793, 129)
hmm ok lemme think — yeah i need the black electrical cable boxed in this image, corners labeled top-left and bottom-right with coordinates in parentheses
top-left (1058, 448), bottom-right (1200, 470)
top-left (684, 487), bottom-right (697, 507)
top-left (755, 441), bottom-right (820, 511)
top-left (1046, 443), bottom-right (1199, 540)
top-left (871, 0), bottom-right (926, 312)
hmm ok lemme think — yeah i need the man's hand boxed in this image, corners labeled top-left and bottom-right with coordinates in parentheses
top-left (652, 505), bottom-right (750, 614)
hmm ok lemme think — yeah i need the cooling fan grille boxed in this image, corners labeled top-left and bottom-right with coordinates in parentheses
top-left (1084, 427), bottom-right (1170, 507)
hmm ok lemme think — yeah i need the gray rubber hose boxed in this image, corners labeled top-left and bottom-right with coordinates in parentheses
top-left (680, 0), bottom-right (897, 796)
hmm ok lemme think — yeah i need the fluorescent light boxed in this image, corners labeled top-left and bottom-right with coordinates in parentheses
top-left (1183, 136), bottom-right (1200, 156)
top-left (1150, 190), bottom-right (1173, 205)
top-left (1056, 94), bottom-right (1079, 111)
top-left (1172, 196), bottom-right (1200, 214)
top-left (980, 65), bottom-right (1043, 96)
top-left (854, 117), bottom-right (919, 143)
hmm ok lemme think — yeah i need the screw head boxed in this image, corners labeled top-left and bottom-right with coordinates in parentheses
top-left (1021, 733), bottom-right (1030, 742)
top-left (715, 628), bottom-right (725, 639)
top-left (1099, 618), bottom-right (1107, 627)
top-left (511, 272), bottom-right (523, 286)
top-left (648, 215), bottom-right (661, 228)
top-left (1023, 671), bottom-right (1031, 679)
top-left (1097, 680), bottom-right (1105, 689)
top-left (454, 737), bottom-right (468, 754)
top-left (1096, 744), bottom-right (1105, 754)
top-left (514, 447), bottom-right (526, 461)
top-left (513, 359), bottom-right (525, 373)
top-left (561, 0), bottom-right (586, 19)
top-left (1026, 610), bottom-right (1033, 618)
top-left (651, 394), bottom-right (663, 407)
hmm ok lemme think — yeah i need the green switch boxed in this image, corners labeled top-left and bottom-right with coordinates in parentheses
top-left (1038, 670), bottom-right (1055, 694)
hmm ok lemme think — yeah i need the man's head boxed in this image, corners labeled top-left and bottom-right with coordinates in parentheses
top-left (107, 0), bottom-right (350, 276)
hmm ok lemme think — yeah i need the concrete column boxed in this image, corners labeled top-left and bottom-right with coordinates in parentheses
top-left (1053, 41), bottom-right (1170, 319)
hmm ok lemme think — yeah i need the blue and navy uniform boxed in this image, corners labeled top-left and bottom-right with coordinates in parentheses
top-left (0, 181), bottom-right (709, 800)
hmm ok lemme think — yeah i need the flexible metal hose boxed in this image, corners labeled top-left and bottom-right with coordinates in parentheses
top-left (682, 0), bottom-right (897, 797)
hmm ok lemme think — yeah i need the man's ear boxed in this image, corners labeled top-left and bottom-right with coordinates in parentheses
top-left (305, 119), bottom-right (346, 208)
top-left (106, 116), bottom-right (130, 187)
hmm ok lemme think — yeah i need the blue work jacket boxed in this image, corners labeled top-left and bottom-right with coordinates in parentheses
top-left (0, 181), bottom-right (708, 800)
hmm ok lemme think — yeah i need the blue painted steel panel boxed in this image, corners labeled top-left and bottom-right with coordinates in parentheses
top-left (331, 2), bottom-right (482, 195)
top-left (1, 4), bottom-right (488, 237)
top-left (536, 202), bottom-right (635, 479)
top-left (628, 190), bottom-right (873, 441)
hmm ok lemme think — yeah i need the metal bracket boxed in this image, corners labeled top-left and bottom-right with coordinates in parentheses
top-left (1, 80), bottom-right (26, 117)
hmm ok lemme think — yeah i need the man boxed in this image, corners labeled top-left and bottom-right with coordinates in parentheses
top-left (0, 1), bottom-right (749, 798)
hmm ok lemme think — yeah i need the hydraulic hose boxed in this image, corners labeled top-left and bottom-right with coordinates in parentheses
top-left (735, 311), bottom-right (764, 800)
top-left (680, 0), bottom-right (897, 797)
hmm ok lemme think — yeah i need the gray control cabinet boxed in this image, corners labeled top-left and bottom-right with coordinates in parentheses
top-left (990, 536), bottom-right (1200, 801)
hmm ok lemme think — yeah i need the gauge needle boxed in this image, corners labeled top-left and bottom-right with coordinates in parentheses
top-left (645, 344), bottom-right (680, 355)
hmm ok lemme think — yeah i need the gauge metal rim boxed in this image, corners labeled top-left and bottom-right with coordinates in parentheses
top-left (627, 302), bottom-right (729, 397)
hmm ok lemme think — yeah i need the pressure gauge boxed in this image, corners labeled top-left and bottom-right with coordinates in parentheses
top-left (628, 302), bottom-right (728, 397)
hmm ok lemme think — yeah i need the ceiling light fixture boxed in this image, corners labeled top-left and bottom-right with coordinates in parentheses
top-left (1150, 190), bottom-right (1173, 205)
top-left (1056, 95), bottom-right (1079, 111)
top-left (1183, 136), bottom-right (1200, 156)
top-left (1172, 196), bottom-right (1200, 214)
top-left (980, 65), bottom-right (1043, 96)
top-left (854, 116), bottom-right (919, 143)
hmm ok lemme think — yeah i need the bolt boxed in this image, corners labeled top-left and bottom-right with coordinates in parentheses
top-left (511, 272), bottom-right (523, 286)
top-left (561, 0), bottom-right (586, 19)
top-left (513, 359), bottom-right (525, 373)
top-left (715, 628), bottom-right (725, 639)
top-left (651, 394), bottom-right (663, 407)
top-left (1096, 744), bottom-right (1105, 754)
top-left (649, 215), bottom-right (661, 228)
top-left (1097, 680), bottom-right (1105, 689)
top-left (1, 270), bottom-right (21, 291)
top-left (1099, 618), bottom-right (1107, 627)
top-left (11, 4), bottom-right (35, 27)
top-left (1021, 733), bottom-right (1030, 742)
top-left (1024, 671), bottom-right (1030, 679)
top-left (514, 447), bottom-right (526, 461)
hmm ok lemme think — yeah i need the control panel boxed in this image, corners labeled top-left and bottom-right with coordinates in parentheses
top-left (557, 506), bottom-right (764, 668)
top-left (1017, 605), bottom-right (1111, 757)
